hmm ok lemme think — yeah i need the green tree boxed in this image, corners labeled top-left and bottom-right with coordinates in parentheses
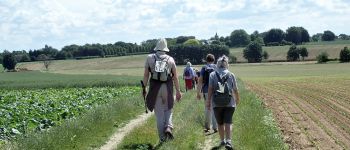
top-left (263, 28), bottom-right (285, 45)
top-left (2, 52), bottom-right (17, 70)
top-left (339, 34), bottom-right (350, 40)
top-left (230, 29), bottom-right (250, 47)
top-left (311, 33), bottom-right (323, 42)
top-left (183, 39), bottom-right (200, 46)
top-left (287, 45), bottom-right (300, 61)
top-left (299, 47), bottom-right (308, 60)
top-left (286, 26), bottom-right (302, 44)
top-left (339, 47), bottom-right (350, 62)
top-left (317, 52), bottom-right (329, 63)
top-left (286, 26), bottom-right (310, 44)
top-left (322, 30), bottom-right (336, 41)
top-left (243, 42), bottom-right (263, 63)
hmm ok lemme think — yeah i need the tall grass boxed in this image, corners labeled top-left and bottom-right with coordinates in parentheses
top-left (0, 71), bottom-right (140, 89)
top-left (117, 80), bottom-right (287, 149)
top-left (117, 91), bottom-right (205, 150)
top-left (4, 93), bottom-right (145, 150)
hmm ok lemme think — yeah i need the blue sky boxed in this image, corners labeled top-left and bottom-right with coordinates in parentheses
top-left (1, 0), bottom-right (350, 52)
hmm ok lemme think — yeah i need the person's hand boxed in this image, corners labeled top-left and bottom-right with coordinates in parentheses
top-left (176, 90), bottom-right (182, 102)
top-left (196, 93), bottom-right (201, 100)
top-left (141, 89), bottom-right (147, 97)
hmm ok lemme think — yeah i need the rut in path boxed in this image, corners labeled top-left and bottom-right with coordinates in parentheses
top-left (99, 112), bottom-right (153, 150)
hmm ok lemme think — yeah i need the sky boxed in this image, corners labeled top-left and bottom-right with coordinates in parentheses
top-left (1, 0), bottom-right (350, 52)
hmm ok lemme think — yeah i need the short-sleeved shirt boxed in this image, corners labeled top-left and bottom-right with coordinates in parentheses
top-left (209, 68), bottom-right (238, 108)
top-left (183, 67), bottom-right (196, 79)
top-left (144, 52), bottom-right (176, 76)
top-left (200, 64), bottom-right (217, 93)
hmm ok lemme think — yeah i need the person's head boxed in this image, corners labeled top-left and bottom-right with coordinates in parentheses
top-left (186, 62), bottom-right (192, 67)
top-left (154, 38), bottom-right (169, 52)
top-left (217, 55), bottom-right (229, 69)
top-left (206, 54), bottom-right (215, 64)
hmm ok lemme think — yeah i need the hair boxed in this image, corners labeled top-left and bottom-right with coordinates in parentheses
top-left (217, 55), bottom-right (229, 69)
top-left (186, 62), bottom-right (192, 67)
top-left (206, 54), bottom-right (215, 63)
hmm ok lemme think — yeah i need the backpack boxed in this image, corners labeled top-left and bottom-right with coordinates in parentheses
top-left (202, 65), bottom-right (215, 85)
top-left (150, 54), bottom-right (171, 82)
top-left (213, 71), bottom-right (232, 107)
top-left (184, 68), bottom-right (191, 77)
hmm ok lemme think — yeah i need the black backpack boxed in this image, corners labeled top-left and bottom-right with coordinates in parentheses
top-left (202, 65), bottom-right (215, 85)
top-left (213, 71), bottom-right (232, 107)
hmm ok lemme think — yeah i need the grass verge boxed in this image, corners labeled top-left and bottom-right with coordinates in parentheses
top-left (4, 93), bottom-right (145, 150)
top-left (117, 80), bottom-right (287, 149)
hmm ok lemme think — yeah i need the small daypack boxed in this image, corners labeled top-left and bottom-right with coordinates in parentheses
top-left (213, 71), bottom-right (232, 107)
top-left (202, 65), bottom-right (215, 85)
top-left (150, 54), bottom-right (171, 82)
top-left (184, 68), bottom-right (191, 77)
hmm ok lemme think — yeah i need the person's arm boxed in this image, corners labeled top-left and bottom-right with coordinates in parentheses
top-left (172, 65), bottom-right (182, 101)
top-left (232, 89), bottom-right (240, 105)
top-left (206, 85), bottom-right (213, 110)
top-left (142, 68), bottom-right (150, 87)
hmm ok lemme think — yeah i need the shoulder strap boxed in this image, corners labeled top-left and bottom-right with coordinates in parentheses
top-left (215, 71), bottom-right (222, 83)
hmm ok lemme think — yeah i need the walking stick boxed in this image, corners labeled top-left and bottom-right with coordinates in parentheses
top-left (140, 80), bottom-right (148, 114)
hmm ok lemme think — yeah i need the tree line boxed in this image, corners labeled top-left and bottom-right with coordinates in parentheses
top-left (1, 26), bottom-right (350, 70)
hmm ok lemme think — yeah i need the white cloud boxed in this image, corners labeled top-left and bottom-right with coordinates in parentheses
top-left (0, 0), bottom-right (350, 51)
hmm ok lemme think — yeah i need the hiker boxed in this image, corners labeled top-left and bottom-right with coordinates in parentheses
top-left (183, 62), bottom-right (196, 91)
top-left (197, 54), bottom-right (218, 133)
top-left (142, 38), bottom-right (182, 142)
top-left (206, 55), bottom-right (239, 150)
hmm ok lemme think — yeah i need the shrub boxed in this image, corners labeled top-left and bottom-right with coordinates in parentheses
top-left (316, 52), bottom-right (329, 63)
top-left (229, 54), bottom-right (237, 63)
top-left (2, 53), bottom-right (17, 70)
top-left (287, 45), bottom-right (300, 61)
top-left (339, 47), bottom-right (350, 62)
top-left (266, 42), bottom-right (280, 46)
top-left (281, 40), bottom-right (293, 46)
top-left (243, 42), bottom-right (263, 63)
top-left (263, 51), bottom-right (269, 60)
top-left (299, 47), bottom-right (308, 60)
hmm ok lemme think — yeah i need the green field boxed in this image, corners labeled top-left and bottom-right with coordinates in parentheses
top-left (0, 71), bottom-right (140, 89)
top-left (2, 44), bottom-right (350, 149)
top-left (230, 40), bottom-right (350, 62)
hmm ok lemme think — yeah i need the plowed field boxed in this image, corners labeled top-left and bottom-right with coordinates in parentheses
top-left (246, 77), bottom-right (350, 149)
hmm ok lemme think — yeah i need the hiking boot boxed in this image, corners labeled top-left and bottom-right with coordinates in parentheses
top-left (213, 129), bottom-right (218, 133)
top-left (164, 127), bottom-right (174, 140)
top-left (225, 142), bottom-right (233, 150)
top-left (203, 128), bottom-right (210, 133)
top-left (220, 140), bottom-right (226, 147)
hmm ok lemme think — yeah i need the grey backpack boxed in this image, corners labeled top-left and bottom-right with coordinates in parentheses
top-left (150, 54), bottom-right (171, 82)
top-left (213, 71), bottom-right (232, 107)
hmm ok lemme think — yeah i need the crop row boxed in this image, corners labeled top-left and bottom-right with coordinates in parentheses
top-left (0, 87), bottom-right (140, 141)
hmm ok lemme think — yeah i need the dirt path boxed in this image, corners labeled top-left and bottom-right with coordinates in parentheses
top-left (246, 82), bottom-right (349, 149)
top-left (99, 112), bottom-right (153, 150)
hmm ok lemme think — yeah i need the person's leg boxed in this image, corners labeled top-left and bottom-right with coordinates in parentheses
top-left (223, 107), bottom-right (235, 149)
top-left (214, 107), bottom-right (225, 143)
top-left (211, 106), bottom-right (218, 131)
top-left (154, 92), bottom-right (165, 141)
top-left (203, 93), bottom-right (210, 131)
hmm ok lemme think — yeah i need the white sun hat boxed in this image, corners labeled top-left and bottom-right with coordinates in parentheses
top-left (154, 38), bottom-right (170, 52)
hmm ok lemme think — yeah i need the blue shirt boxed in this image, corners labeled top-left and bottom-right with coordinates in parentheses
top-left (200, 64), bottom-right (216, 93)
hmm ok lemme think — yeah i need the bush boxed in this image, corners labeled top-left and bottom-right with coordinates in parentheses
top-left (299, 47), bottom-right (308, 60)
top-left (229, 54), bottom-right (237, 63)
top-left (183, 39), bottom-right (201, 46)
top-left (243, 42), bottom-right (263, 63)
top-left (316, 52), bottom-right (329, 63)
top-left (2, 53), bottom-right (17, 70)
top-left (287, 45), bottom-right (300, 61)
top-left (339, 47), bottom-right (350, 62)
top-left (263, 51), bottom-right (269, 60)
